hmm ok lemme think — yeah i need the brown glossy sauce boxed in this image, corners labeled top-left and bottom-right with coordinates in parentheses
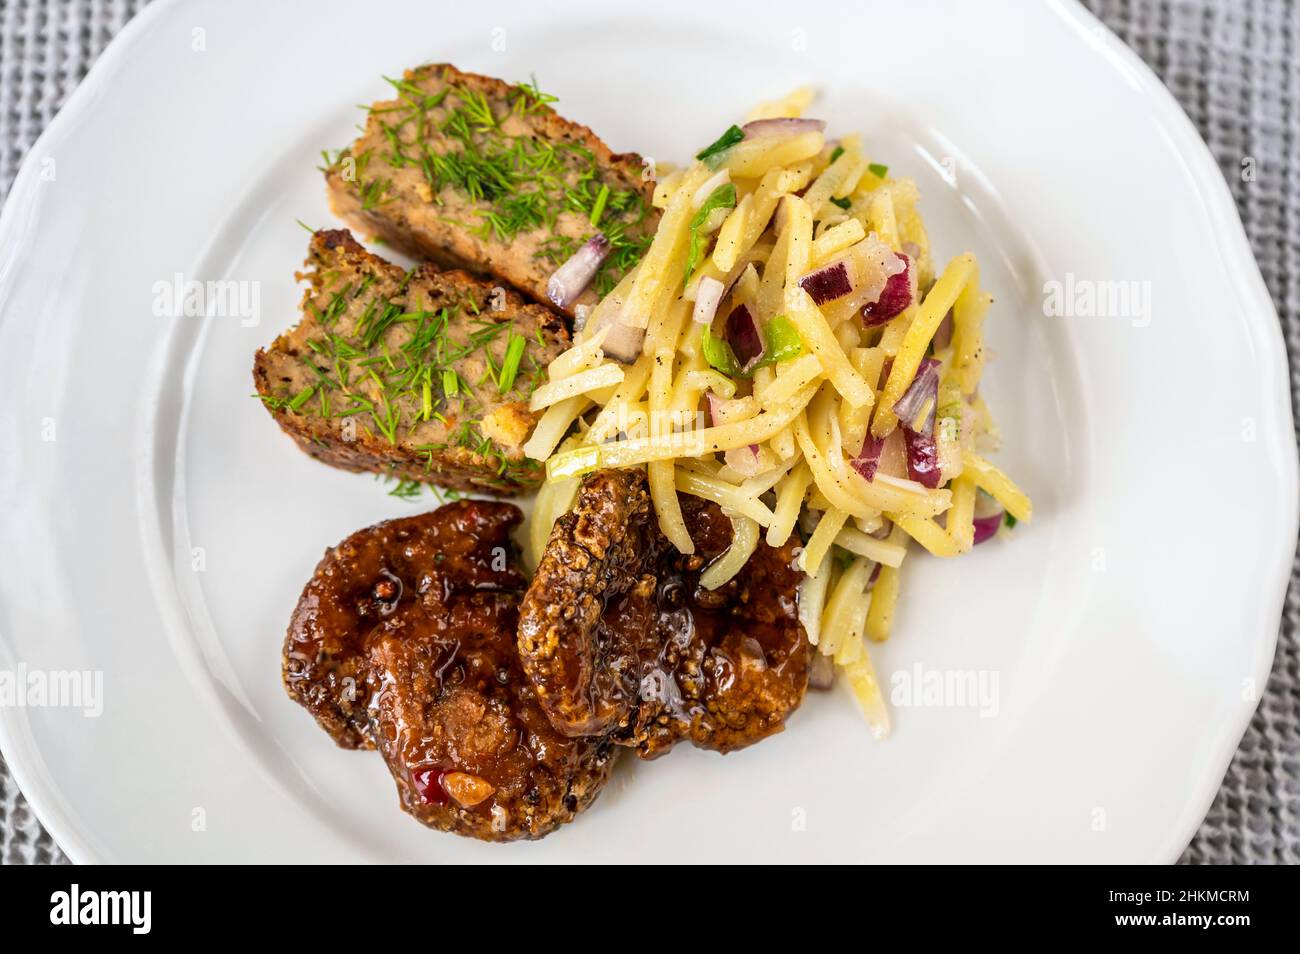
top-left (519, 469), bottom-right (810, 760)
top-left (283, 501), bottom-right (616, 841)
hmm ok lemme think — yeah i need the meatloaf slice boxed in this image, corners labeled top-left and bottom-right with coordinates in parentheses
top-left (324, 64), bottom-right (658, 317)
top-left (254, 229), bottom-right (568, 494)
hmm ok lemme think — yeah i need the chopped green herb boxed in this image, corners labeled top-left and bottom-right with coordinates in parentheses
top-left (756, 315), bottom-right (803, 367)
top-left (868, 162), bottom-right (889, 179)
top-left (701, 314), bottom-right (802, 379)
top-left (1004, 513), bottom-right (1018, 529)
top-left (695, 124), bottom-right (744, 164)
top-left (829, 145), bottom-right (845, 163)
top-left (287, 385), bottom-right (316, 411)
top-left (387, 478), bottom-right (423, 500)
top-left (589, 183), bottom-right (609, 226)
top-left (498, 331), bottom-right (527, 393)
top-left (684, 183), bottom-right (738, 281)
top-left (702, 325), bottom-right (742, 378)
top-left (829, 196), bottom-right (853, 210)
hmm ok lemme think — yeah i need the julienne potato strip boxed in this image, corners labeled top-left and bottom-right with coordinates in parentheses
top-left (525, 92), bottom-right (1031, 738)
top-left (801, 508), bottom-right (849, 575)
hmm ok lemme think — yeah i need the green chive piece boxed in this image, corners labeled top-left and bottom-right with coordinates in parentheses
top-left (589, 183), bottom-right (610, 226)
top-left (288, 385), bottom-right (316, 411)
top-left (498, 331), bottom-right (527, 394)
top-left (695, 124), bottom-right (744, 164)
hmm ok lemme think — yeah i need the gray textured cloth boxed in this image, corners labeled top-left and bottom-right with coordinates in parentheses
top-left (0, 0), bottom-right (1296, 865)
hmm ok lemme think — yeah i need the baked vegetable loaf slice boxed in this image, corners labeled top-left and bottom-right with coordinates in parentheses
top-left (254, 229), bottom-right (568, 494)
top-left (324, 63), bottom-right (658, 317)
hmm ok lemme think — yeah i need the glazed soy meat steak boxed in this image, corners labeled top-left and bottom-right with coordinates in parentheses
top-left (254, 229), bottom-right (568, 494)
top-left (283, 500), bottom-right (616, 841)
top-left (324, 64), bottom-right (659, 317)
top-left (518, 468), bottom-right (810, 758)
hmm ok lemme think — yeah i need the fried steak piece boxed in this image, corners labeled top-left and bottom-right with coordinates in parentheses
top-left (283, 500), bottom-right (616, 840)
top-left (518, 468), bottom-right (810, 759)
top-left (324, 64), bottom-right (658, 317)
top-left (254, 229), bottom-right (569, 495)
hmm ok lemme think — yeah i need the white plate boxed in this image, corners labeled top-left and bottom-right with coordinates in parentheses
top-left (0, 0), bottom-right (1293, 863)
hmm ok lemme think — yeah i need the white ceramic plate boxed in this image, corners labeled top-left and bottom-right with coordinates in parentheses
top-left (0, 0), bottom-right (1293, 863)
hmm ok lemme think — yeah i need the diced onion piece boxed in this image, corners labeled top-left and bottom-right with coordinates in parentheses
top-left (850, 434), bottom-right (885, 482)
top-left (693, 276), bottom-right (725, 325)
top-left (797, 260), bottom-right (854, 305)
top-left (741, 117), bottom-right (827, 139)
top-left (891, 356), bottom-right (941, 429)
top-left (861, 253), bottom-right (914, 326)
top-left (902, 427), bottom-right (941, 489)
top-left (725, 304), bottom-right (766, 372)
top-left (547, 234), bottom-right (610, 310)
top-left (972, 511), bottom-right (1003, 545)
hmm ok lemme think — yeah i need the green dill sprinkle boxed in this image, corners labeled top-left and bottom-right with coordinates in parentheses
top-left (829, 145), bottom-right (845, 163)
top-left (1004, 513), bottom-right (1018, 529)
top-left (287, 385), bottom-right (316, 411)
top-left (869, 162), bottom-right (889, 178)
top-left (589, 183), bottom-right (610, 226)
top-left (498, 331), bottom-right (527, 393)
top-left (830, 196), bottom-right (852, 210)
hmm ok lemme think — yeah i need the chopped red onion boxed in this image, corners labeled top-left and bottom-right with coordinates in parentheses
top-left (706, 392), bottom-right (724, 426)
top-left (902, 427), bottom-right (941, 489)
top-left (725, 304), bottom-right (766, 373)
top-left (741, 117), bottom-right (827, 139)
top-left (599, 319), bottom-right (645, 364)
top-left (868, 563), bottom-right (883, 588)
top-left (851, 434), bottom-right (885, 482)
top-left (798, 260), bottom-right (854, 305)
top-left (547, 233), bottom-right (610, 310)
top-left (861, 253), bottom-right (913, 325)
top-left (808, 652), bottom-right (835, 691)
top-left (693, 276), bottom-right (725, 325)
top-left (891, 356), bottom-right (940, 429)
top-left (972, 511), bottom-right (1003, 545)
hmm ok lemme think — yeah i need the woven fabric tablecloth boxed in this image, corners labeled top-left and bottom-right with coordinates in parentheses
top-left (1, 0), bottom-right (1297, 865)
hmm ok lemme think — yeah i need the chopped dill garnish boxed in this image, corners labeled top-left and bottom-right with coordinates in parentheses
top-left (498, 331), bottom-right (526, 394)
top-left (869, 162), bottom-right (889, 179)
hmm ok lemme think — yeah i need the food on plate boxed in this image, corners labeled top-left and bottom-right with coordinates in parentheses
top-left (275, 72), bottom-right (1035, 843)
top-left (530, 89), bottom-right (1032, 738)
top-left (324, 64), bottom-right (659, 318)
top-left (282, 499), bottom-right (617, 841)
top-left (518, 468), bottom-right (809, 758)
top-left (254, 228), bottom-right (569, 494)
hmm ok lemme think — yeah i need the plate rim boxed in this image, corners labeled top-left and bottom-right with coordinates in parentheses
top-left (0, 0), bottom-right (1294, 863)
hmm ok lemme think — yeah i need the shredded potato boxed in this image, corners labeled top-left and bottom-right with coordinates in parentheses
top-left (523, 89), bottom-right (1032, 740)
